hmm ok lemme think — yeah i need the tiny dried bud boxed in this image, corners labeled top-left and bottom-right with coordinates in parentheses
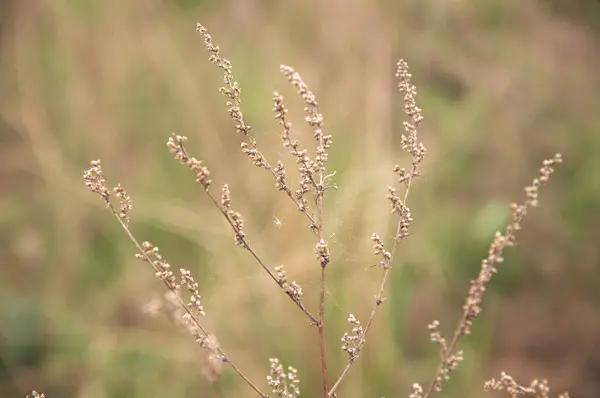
top-left (315, 239), bottom-right (330, 267)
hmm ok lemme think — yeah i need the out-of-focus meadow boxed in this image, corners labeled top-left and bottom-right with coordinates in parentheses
top-left (1, 0), bottom-right (600, 397)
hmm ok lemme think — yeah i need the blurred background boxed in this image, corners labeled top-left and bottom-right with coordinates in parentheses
top-left (1, 0), bottom-right (600, 397)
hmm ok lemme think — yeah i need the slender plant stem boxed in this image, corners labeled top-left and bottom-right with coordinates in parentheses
top-left (244, 136), bottom-right (320, 231)
top-left (106, 202), bottom-right (269, 398)
top-left (319, 264), bottom-right (328, 398)
top-left (316, 134), bottom-right (329, 398)
top-left (422, 315), bottom-right (466, 398)
top-left (316, 187), bottom-right (328, 398)
top-left (328, 164), bottom-right (417, 397)
top-left (422, 199), bottom-right (531, 398)
top-left (178, 144), bottom-right (319, 325)
top-left (205, 190), bottom-right (319, 325)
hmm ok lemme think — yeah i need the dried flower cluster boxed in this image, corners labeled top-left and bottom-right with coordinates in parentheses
top-left (267, 358), bottom-right (301, 398)
top-left (82, 160), bottom-right (132, 226)
top-left (83, 159), bottom-right (110, 202)
top-left (273, 92), bottom-right (313, 212)
top-left (274, 265), bottom-right (304, 301)
top-left (409, 384), bottom-right (424, 398)
top-left (340, 314), bottom-right (364, 362)
top-left (279, 65), bottom-right (332, 177)
top-left (386, 186), bottom-right (413, 241)
top-left (168, 134), bottom-right (249, 247)
top-left (371, 233), bottom-right (391, 269)
top-left (485, 372), bottom-right (570, 398)
top-left (396, 59), bottom-right (426, 171)
top-left (113, 184), bottom-right (132, 225)
top-left (221, 184), bottom-right (246, 246)
top-left (417, 333), bottom-right (465, 395)
top-left (425, 320), bottom-right (463, 393)
top-left (137, 241), bottom-right (178, 290)
top-left (315, 239), bottom-right (330, 268)
top-left (196, 23), bottom-right (250, 138)
top-left (167, 135), bottom-right (212, 190)
top-left (460, 154), bottom-right (562, 336)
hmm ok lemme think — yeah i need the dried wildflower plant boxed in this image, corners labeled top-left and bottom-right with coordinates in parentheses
top-left (79, 22), bottom-right (566, 398)
top-left (83, 159), bottom-right (268, 398)
top-left (484, 372), bottom-right (570, 398)
top-left (410, 153), bottom-right (563, 398)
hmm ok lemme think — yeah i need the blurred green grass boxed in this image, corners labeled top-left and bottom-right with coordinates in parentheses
top-left (2, 0), bottom-right (600, 397)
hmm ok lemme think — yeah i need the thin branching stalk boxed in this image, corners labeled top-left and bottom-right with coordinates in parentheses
top-left (316, 124), bottom-right (329, 398)
top-left (169, 138), bottom-right (319, 325)
top-left (206, 188), bottom-right (319, 324)
top-left (198, 24), bottom-right (334, 398)
top-left (329, 59), bottom-right (425, 397)
top-left (115, 210), bottom-right (267, 397)
top-left (83, 161), bottom-right (269, 398)
top-left (484, 372), bottom-right (571, 398)
top-left (328, 167), bottom-right (417, 396)
top-left (420, 154), bottom-right (562, 398)
top-left (318, 264), bottom-right (328, 397)
top-left (196, 23), bottom-right (319, 232)
top-left (76, 22), bottom-right (568, 398)
top-left (277, 64), bottom-right (334, 398)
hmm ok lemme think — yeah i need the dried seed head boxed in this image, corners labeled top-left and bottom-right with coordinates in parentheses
top-left (83, 160), bottom-right (110, 202)
top-left (409, 384), bottom-right (424, 398)
top-left (395, 59), bottom-right (426, 182)
top-left (197, 23), bottom-right (251, 137)
top-left (113, 184), bottom-right (132, 225)
top-left (274, 161), bottom-right (287, 191)
top-left (136, 241), bottom-right (178, 290)
top-left (341, 313), bottom-right (364, 362)
top-left (280, 65), bottom-right (330, 175)
top-left (427, 320), bottom-right (447, 353)
top-left (315, 239), bottom-right (330, 267)
top-left (221, 184), bottom-right (231, 210)
top-left (267, 358), bottom-right (301, 398)
top-left (167, 135), bottom-right (212, 190)
top-left (228, 210), bottom-right (246, 246)
top-left (286, 281), bottom-right (304, 301)
top-left (180, 268), bottom-right (206, 317)
top-left (461, 154), bottom-right (562, 336)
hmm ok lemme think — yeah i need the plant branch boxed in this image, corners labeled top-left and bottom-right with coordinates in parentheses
top-left (205, 185), bottom-right (319, 325)
top-left (422, 154), bottom-right (562, 397)
top-left (329, 59), bottom-right (425, 397)
top-left (105, 200), bottom-right (269, 398)
top-left (328, 163), bottom-right (417, 397)
top-left (173, 140), bottom-right (319, 325)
